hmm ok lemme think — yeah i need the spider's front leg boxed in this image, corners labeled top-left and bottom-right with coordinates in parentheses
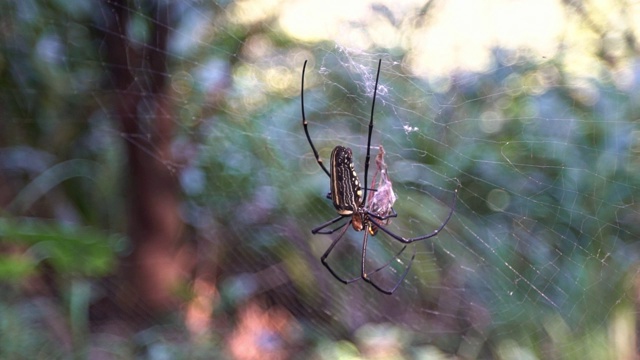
top-left (311, 215), bottom-right (349, 234)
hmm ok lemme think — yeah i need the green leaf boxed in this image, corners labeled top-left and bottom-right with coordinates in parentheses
top-left (0, 217), bottom-right (120, 277)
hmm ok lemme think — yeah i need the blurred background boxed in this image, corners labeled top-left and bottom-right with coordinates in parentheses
top-left (2, 0), bottom-right (640, 358)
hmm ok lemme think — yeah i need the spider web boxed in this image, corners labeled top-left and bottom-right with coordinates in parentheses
top-left (4, 0), bottom-right (640, 358)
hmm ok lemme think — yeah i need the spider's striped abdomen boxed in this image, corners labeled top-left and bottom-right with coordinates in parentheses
top-left (330, 146), bottom-right (363, 216)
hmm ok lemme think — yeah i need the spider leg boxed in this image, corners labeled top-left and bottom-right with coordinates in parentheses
top-left (365, 242), bottom-right (407, 277)
top-left (369, 189), bottom-right (457, 244)
top-left (370, 207), bottom-right (397, 222)
top-left (360, 225), bottom-right (416, 295)
top-left (361, 59), bottom-right (382, 205)
top-left (321, 220), bottom-right (362, 284)
top-left (311, 215), bottom-right (348, 234)
top-left (319, 218), bottom-right (412, 289)
top-left (302, 60), bottom-right (330, 177)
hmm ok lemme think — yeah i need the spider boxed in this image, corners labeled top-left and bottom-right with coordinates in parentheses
top-left (301, 59), bottom-right (457, 294)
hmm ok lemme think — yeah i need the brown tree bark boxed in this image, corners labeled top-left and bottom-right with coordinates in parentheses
top-left (101, 0), bottom-right (188, 324)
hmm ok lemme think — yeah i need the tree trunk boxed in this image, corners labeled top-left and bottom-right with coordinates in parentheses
top-left (102, 0), bottom-right (188, 325)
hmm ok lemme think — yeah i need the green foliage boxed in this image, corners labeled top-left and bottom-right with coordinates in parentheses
top-left (0, 217), bottom-right (119, 279)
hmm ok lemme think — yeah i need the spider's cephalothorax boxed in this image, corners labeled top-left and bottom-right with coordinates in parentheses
top-left (301, 59), bottom-right (457, 294)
